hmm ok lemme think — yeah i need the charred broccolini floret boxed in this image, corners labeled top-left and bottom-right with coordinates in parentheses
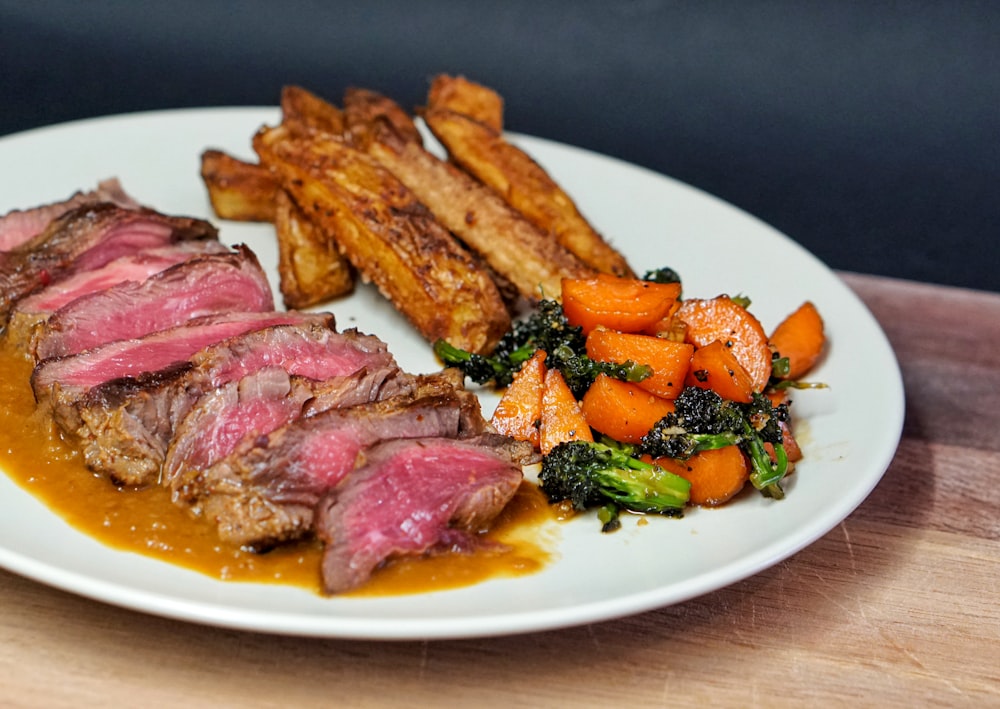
top-left (642, 266), bottom-right (682, 284)
top-left (433, 299), bottom-right (650, 395)
top-left (640, 386), bottom-right (790, 498)
top-left (538, 439), bottom-right (691, 532)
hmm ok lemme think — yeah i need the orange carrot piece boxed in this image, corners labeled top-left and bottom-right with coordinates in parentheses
top-left (769, 300), bottom-right (826, 379)
top-left (580, 374), bottom-right (676, 444)
top-left (562, 274), bottom-right (682, 335)
top-left (642, 299), bottom-right (683, 338)
top-left (652, 446), bottom-right (749, 506)
top-left (489, 350), bottom-right (547, 448)
top-left (686, 339), bottom-right (755, 403)
top-left (676, 296), bottom-right (772, 393)
top-left (585, 329), bottom-right (693, 400)
top-left (539, 368), bottom-right (594, 455)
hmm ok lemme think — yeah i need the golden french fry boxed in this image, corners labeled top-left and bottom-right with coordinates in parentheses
top-left (340, 87), bottom-right (592, 302)
top-left (426, 74), bottom-right (504, 133)
top-left (343, 87), bottom-right (424, 150)
top-left (199, 149), bottom-right (279, 222)
top-left (280, 85), bottom-right (347, 138)
top-left (273, 189), bottom-right (354, 309)
top-left (254, 125), bottom-right (511, 355)
top-left (422, 106), bottom-right (635, 278)
top-left (369, 140), bottom-right (593, 302)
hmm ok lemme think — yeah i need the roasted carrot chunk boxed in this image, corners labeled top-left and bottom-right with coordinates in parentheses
top-left (686, 339), bottom-right (755, 403)
top-left (585, 329), bottom-right (692, 400)
top-left (539, 368), bottom-right (594, 455)
top-left (562, 274), bottom-right (681, 335)
top-left (769, 300), bottom-right (826, 379)
top-left (652, 446), bottom-right (749, 506)
top-left (676, 296), bottom-right (772, 393)
top-left (580, 374), bottom-right (676, 444)
top-left (489, 350), bottom-right (547, 447)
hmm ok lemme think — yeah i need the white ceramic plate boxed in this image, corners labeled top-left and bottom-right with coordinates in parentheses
top-left (0, 108), bottom-right (904, 640)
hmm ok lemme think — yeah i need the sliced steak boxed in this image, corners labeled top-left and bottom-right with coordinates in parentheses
top-left (6, 241), bottom-right (229, 354)
top-left (32, 310), bottom-right (328, 422)
top-left (0, 178), bottom-right (139, 252)
top-left (1, 202), bottom-right (217, 328)
top-left (316, 435), bottom-right (525, 593)
top-left (174, 377), bottom-right (479, 549)
top-left (35, 244), bottom-right (273, 360)
top-left (77, 322), bottom-right (404, 487)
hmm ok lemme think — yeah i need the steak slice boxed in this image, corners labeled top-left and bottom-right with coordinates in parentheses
top-left (0, 202), bottom-right (217, 328)
top-left (78, 322), bottom-right (404, 487)
top-left (32, 310), bottom-right (328, 420)
top-left (171, 373), bottom-right (483, 549)
top-left (0, 178), bottom-right (139, 251)
top-left (6, 241), bottom-right (229, 354)
top-left (316, 435), bottom-right (525, 593)
top-left (35, 244), bottom-right (273, 360)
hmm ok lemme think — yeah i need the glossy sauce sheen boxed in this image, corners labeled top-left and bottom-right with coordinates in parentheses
top-left (0, 340), bottom-right (554, 596)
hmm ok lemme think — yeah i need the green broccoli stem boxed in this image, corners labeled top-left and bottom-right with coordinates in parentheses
top-left (596, 452), bottom-right (690, 512)
top-left (598, 502), bottom-right (622, 533)
top-left (432, 339), bottom-right (507, 385)
top-left (744, 426), bottom-right (788, 499)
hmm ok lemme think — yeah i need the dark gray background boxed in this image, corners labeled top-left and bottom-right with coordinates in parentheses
top-left (2, 1), bottom-right (997, 291)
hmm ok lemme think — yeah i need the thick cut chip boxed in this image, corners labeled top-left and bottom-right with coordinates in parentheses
top-left (342, 88), bottom-right (594, 302)
top-left (369, 140), bottom-right (593, 302)
top-left (254, 125), bottom-right (511, 355)
top-left (423, 106), bottom-right (635, 278)
top-left (280, 85), bottom-right (347, 138)
top-left (200, 150), bottom-right (279, 223)
top-left (274, 190), bottom-right (354, 309)
top-left (343, 87), bottom-right (424, 150)
top-left (426, 74), bottom-right (504, 133)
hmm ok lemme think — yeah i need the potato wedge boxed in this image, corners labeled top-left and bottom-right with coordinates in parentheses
top-left (280, 85), bottom-right (347, 138)
top-left (369, 140), bottom-right (593, 302)
top-left (343, 87), bottom-right (424, 150)
top-left (199, 149), bottom-right (279, 222)
top-left (342, 89), bottom-right (593, 302)
top-left (273, 189), bottom-right (354, 309)
top-left (254, 125), bottom-right (510, 354)
top-left (422, 106), bottom-right (635, 278)
top-left (427, 74), bottom-right (504, 133)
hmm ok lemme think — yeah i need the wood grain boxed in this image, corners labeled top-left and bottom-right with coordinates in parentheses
top-left (1, 272), bottom-right (998, 708)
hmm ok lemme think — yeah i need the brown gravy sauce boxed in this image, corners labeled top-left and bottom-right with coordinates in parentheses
top-left (0, 339), bottom-right (555, 597)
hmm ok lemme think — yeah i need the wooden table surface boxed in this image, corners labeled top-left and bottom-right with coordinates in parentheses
top-left (1, 271), bottom-right (997, 707)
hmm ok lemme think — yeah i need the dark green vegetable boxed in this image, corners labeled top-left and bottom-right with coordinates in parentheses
top-left (642, 266), bottom-right (682, 284)
top-left (639, 386), bottom-right (790, 498)
top-left (538, 439), bottom-right (690, 530)
top-left (433, 298), bottom-right (651, 395)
